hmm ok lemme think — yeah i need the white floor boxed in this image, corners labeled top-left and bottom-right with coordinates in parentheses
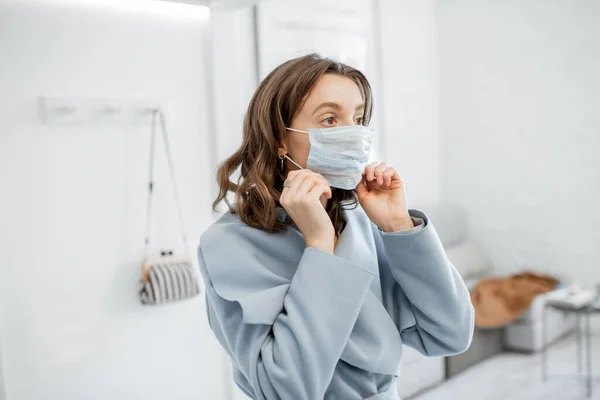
top-left (414, 334), bottom-right (600, 400)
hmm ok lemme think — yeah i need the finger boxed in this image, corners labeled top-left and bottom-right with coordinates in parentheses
top-left (364, 162), bottom-right (378, 181)
top-left (382, 167), bottom-right (396, 188)
top-left (280, 184), bottom-right (294, 207)
top-left (281, 170), bottom-right (302, 198)
top-left (383, 167), bottom-right (401, 188)
top-left (303, 174), bottom-right (332, 199)
top-left (304, 171), bottom-right (330, 193)
top-left (287, 169), bottom-right (301, 179)
top-left (284, 169), bottom-right (311, 189)
top-left (307, 182), bottom-right (332, 201)
top-left (294, 175), bottom-right (319, 198)
top-left (320, 183), bottom-right (333, 200)
top-left (285, 171), bottom-right (311, 197)
top-left (286, 170), bottom-right (330, 198)
top-left (355, 179), bottom-right (368, 200)
top-left (374, 162), bottom-right (389, 185)
top-left (311, 173), bottom-right (331, 190)
top-left (309, 174), bottom-right (332, 199)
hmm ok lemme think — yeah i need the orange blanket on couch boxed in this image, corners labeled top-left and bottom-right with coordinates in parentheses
top-left (470, 272), bottom-right (559, 328)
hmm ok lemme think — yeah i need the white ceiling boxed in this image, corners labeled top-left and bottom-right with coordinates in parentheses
top-left (161, 0), bottom-right (268, 10)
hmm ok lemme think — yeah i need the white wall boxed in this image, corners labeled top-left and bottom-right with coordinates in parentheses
top-left (436, 0), bottom-right (600, 286)
top-left (0, 1), bottom-right (228, 399)
top-left (210, 6), bottom-right (257, 168)
top-left (208, 6), bottom-right (258, 398)
top-left (378, 0), bottom-right (442, 208)
top-left (0, 340), bottom-right (5, 400)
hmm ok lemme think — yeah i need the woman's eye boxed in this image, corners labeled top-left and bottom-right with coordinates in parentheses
top-left (355, 117), bottom-right (364, 125)
top-left (323, 116), bottom-right (336, 125)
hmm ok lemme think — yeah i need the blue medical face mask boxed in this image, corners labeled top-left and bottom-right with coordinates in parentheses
top-left (284, 125), bottom-right (375, 190)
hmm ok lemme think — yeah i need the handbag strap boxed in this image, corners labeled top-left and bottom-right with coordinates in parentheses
top-left (143, 109), bottom-right (189, 259)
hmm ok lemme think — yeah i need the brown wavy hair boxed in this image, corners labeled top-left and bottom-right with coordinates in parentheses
top-left (212, 53), bottom-right (373, 234)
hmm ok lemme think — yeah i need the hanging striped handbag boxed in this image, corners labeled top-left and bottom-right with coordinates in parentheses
top-left (138, 109), bottom-right (201, 305)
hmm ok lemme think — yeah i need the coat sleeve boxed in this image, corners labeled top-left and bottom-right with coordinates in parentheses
top-left (374, 210), bottom-right (475, 357)
top-left (198, 226), bottom-right (374, 400)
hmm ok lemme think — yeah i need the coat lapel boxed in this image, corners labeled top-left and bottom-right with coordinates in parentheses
top-left (276, 206), bottom-right (404, 376)
top-left (335, 208), bottom-right (404, 376)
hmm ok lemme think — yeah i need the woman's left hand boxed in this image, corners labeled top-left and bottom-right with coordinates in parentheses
top-left (355, 162), bottom-right (414, 232)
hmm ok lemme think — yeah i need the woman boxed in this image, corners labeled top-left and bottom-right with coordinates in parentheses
top-left (198, 54), bottom-right (474, 400)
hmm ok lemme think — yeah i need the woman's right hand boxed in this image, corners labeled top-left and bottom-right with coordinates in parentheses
top-left (280, 170), bottom-right (335, 254)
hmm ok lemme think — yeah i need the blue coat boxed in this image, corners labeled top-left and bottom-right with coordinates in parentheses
top-left (197, 207), bottom-right (474, 400)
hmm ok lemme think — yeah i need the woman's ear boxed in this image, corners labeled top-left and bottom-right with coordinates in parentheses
top-left (278, 139), bottom-right (288, 155)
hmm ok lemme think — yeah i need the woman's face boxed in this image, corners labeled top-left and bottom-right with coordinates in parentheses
top-left (283, 74), bottom-right (365, 169)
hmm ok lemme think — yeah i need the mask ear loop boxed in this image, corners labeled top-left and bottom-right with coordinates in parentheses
top-left (278, 152), bottom-right (304, 171)
top-left (285, 127), bottom-right (309, 134)
top-left (281, 128), bottom-right (307, 171)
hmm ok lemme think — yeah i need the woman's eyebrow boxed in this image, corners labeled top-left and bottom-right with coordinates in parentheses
top-left (312, 102), bottom-right (341, 115)
top-left (355, 103), bottom-right (365, 112)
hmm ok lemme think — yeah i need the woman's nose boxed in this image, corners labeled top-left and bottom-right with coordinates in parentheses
top-left (340, 117), bottom-right (358, 126)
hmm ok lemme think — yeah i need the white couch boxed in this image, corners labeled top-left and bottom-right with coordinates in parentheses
top-left (425, 203), bottom-right (575, 353)
top-left (504, 288), bottom-right (576, 352)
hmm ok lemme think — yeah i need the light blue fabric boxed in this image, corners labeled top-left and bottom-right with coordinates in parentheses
top-left (197, 207), bottom-right (474, 400)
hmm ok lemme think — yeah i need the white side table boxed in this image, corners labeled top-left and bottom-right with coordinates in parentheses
top-left (541, 295), bottom-right (600, 398)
